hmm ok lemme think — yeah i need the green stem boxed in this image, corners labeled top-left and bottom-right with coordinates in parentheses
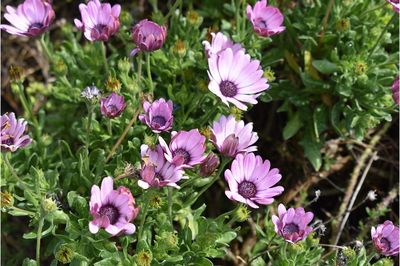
top-left (39, 33), bottom-right (52, 61)
top-left (107, 119), bottom-right (112, 136)
top-left (145, 53), bottom-right (154, 94)
top-left (167, 187), bottom-right (173, 230)
top-left (3, 154), bottom-right (32, 193)
top-left (137, 53), bottom-right (143, 86)
top-left (36, 216), bottom-right (45, 265)
top-left (101, 42), bottom-right (109, 74)
top-left (138, 198), bottom-right (149, 241)
top-left (199, 103), bottom-right (219, 126)
top-left (184, 157), bottom-right (231, 207)
top-left (241, 0), bottom-right (247, 39)
top-left (368, 13), bottom-right (396, 59)
top-left (235, 0), bottom-right (241, 39)
top-left (248, 234), bottom-right (277, 264)
top-left (163, 0), bottom-right (183, 24)
top-left (86, 104), bottom-right (94, 152)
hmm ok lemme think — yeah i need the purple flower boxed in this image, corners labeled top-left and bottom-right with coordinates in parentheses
top-left (130, 19), bottom-right (167, 56)
top-left (89, 177), bottom-right (138, 236)
top-left (272, 204), bottom-right (314, 243)
top-left (387, 0), bottom-right (400, 13)
top-left (211, 115), bottom-right (258, 157)
top-left (0, 0), bottom-right (55, 37)
top-left (207, 48), bottom-right (269, 111)
top-left (202, 32), bottom-right (244, 58)
top-left (74, 0), bottom-right (121, 41)
top-left (371, 220), bottom-right (400, 256)
top-left (392, 77), bottom-right (399, 105)
top-left (139, 98), bottom-right (174, 133)
top-left (100, 93), bottom-right (126, 118)
top-left (1, 112), bottom-right (32, 152)
top-left (247, 0), bottom-right (285, 37)
top-left (138, 144), bottom-right (185, 189)
top-left (159, 129), bottom-right (207, 168)
top-left (199, 153), bottom-right (220, 177)
top-left (224, 153), bottom-right (284, 208)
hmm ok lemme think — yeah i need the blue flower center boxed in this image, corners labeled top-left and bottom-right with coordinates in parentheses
top-left (172, 148), bottom-right (191, 164)
top-left (238, 181), bottom-right (257, 198)
top-left (255, 19), bottom-right (268, 29)
top-left (283, 223), bottom-right (299, 234)
top-left (151, 116), bottom-right (167, 128)
top-left (99, 205), bottom-right (119, 225)
top-left (220, 80), bottom-right (238, 97)
top-left (2, 135), bottom-right (14, 146)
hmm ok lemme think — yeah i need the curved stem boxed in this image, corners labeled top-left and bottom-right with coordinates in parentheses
top-left (85, 104), bottom-right (94, 152)
top-left (107, 119), bottom-right (112, 136)
top-left (368, 13), bottom-right (396, 59)
top-left (36, 216), bottom-right (45, 265)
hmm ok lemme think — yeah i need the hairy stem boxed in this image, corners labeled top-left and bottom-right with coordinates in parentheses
top-left (3, 154), bottom-right (32, 193)
top-left (137, 197), bottom-right (149, 242)
top-left (146, 53), bottom-right (154, 94)
top-left (168, 187), bottom-right (173, 230)
top-left (101, 42), bottom-right (109, 74)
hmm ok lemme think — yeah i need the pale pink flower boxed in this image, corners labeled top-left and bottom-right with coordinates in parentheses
top-left (139, 98), bottom-right (174, 133)
top-left (89, 177), bottom-right (137, 235)
top-left (74, 0), bottom-right (121, 41)
top-left (202, 32), bottom-right (244, 58)
top-left (1, 112), bottom-right (32, 152)
top-left (159, 129), bottom-right (207, 168)
top-left (0, 0), bottom-right (55, 37)
top-left (272, 204), bottom-right (314, 243)
top-left (211, 115), bottom-right (258, 157)
top-left (207, 48), bottom-right (269, 111)
top-left (391, 77), bottom-right (399, 105)
top-left (139, 144), bottom-right (185, 189)
top-left (224, 153), bottom-right (284, 208)
top-left (371, 220), bottom-right (400, 256)
top-left (247, 0), bottom-right (285, 37)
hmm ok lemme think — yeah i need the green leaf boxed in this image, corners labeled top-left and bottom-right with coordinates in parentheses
top-left (283, 112), bottom-right (303, 140)
top-left (300, 130), bottom-right (322, 171)
top-left (312, 59), bottom-right (340, 74)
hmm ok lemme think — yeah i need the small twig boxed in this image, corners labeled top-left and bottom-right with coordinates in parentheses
top-left (106, 109), bottom-right (141, 162)
top-left (334, 151), bottom-right (378, 245)
top-left (330, 123), bottom-right (390, 244)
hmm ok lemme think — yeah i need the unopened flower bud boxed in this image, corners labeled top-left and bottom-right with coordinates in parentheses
top-left (173, 40), bottom-right (186, 57)
top-left (200, 153), bottom-right (220, 177)
top-left (9, 65), bottom-right (24, 82)
top-left (199, 127), bottom-right (212, 140)
top-left (53, 57), bottom-right (67, 75)
top-left (55, 245), bottom-right (74, 264)
top-left (1, 191), bottom-right (14, 208)
top-left (186, 10), bottom-right (203, 26)
top-left (342, 247), bottom-right (356, 260)
top-left (42, 197), bottom-right (58, 214)
top-left (354, 60), bottom-right (368, 75)
top-left (235, 205), bottom-right (250, 222)
top-left (118, 58), bottom-right (131, 73)
top-left (263, 68), bottom-right (276, 82)
top-left (336, 18), bottom-right (350, 31)
top-left (230, 107), bottom-right (243, 121)
top-left (149, 195), bottom-right (163, 208)
top-left (105, 75), bottom-right (121, 92)
top-left (136, 250), bottom-right (152, 266)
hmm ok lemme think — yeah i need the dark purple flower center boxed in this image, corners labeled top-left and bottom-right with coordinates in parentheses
top-left (108, 104), bottom-right (119, 113)
top-left (283, 223), bottom-right (299, 234)
top-left (151, 116), bottom-right (167, 128)
top-left (155, 172), bottom-right (164, 181)
top-left (29, 22), bottom-right (44, 31)
top-left (1, 136), bottom-right (14, 146)
top-left (238, 181), bottom-right (257, 198)
top-left (255, 19), bottom-right (268, 29)
top-left (220, 80), bottom-right (238, 97)
top-left (391, 0), bottom-right (399, 3)
top-left (380, 237), bottom-right (391, 250)
top-left (99, 204), bottom-right (120, 225)
top-left (94, 24), bottom-right (108, 33)
top-left (172, 148), bottom-right (191, 164)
